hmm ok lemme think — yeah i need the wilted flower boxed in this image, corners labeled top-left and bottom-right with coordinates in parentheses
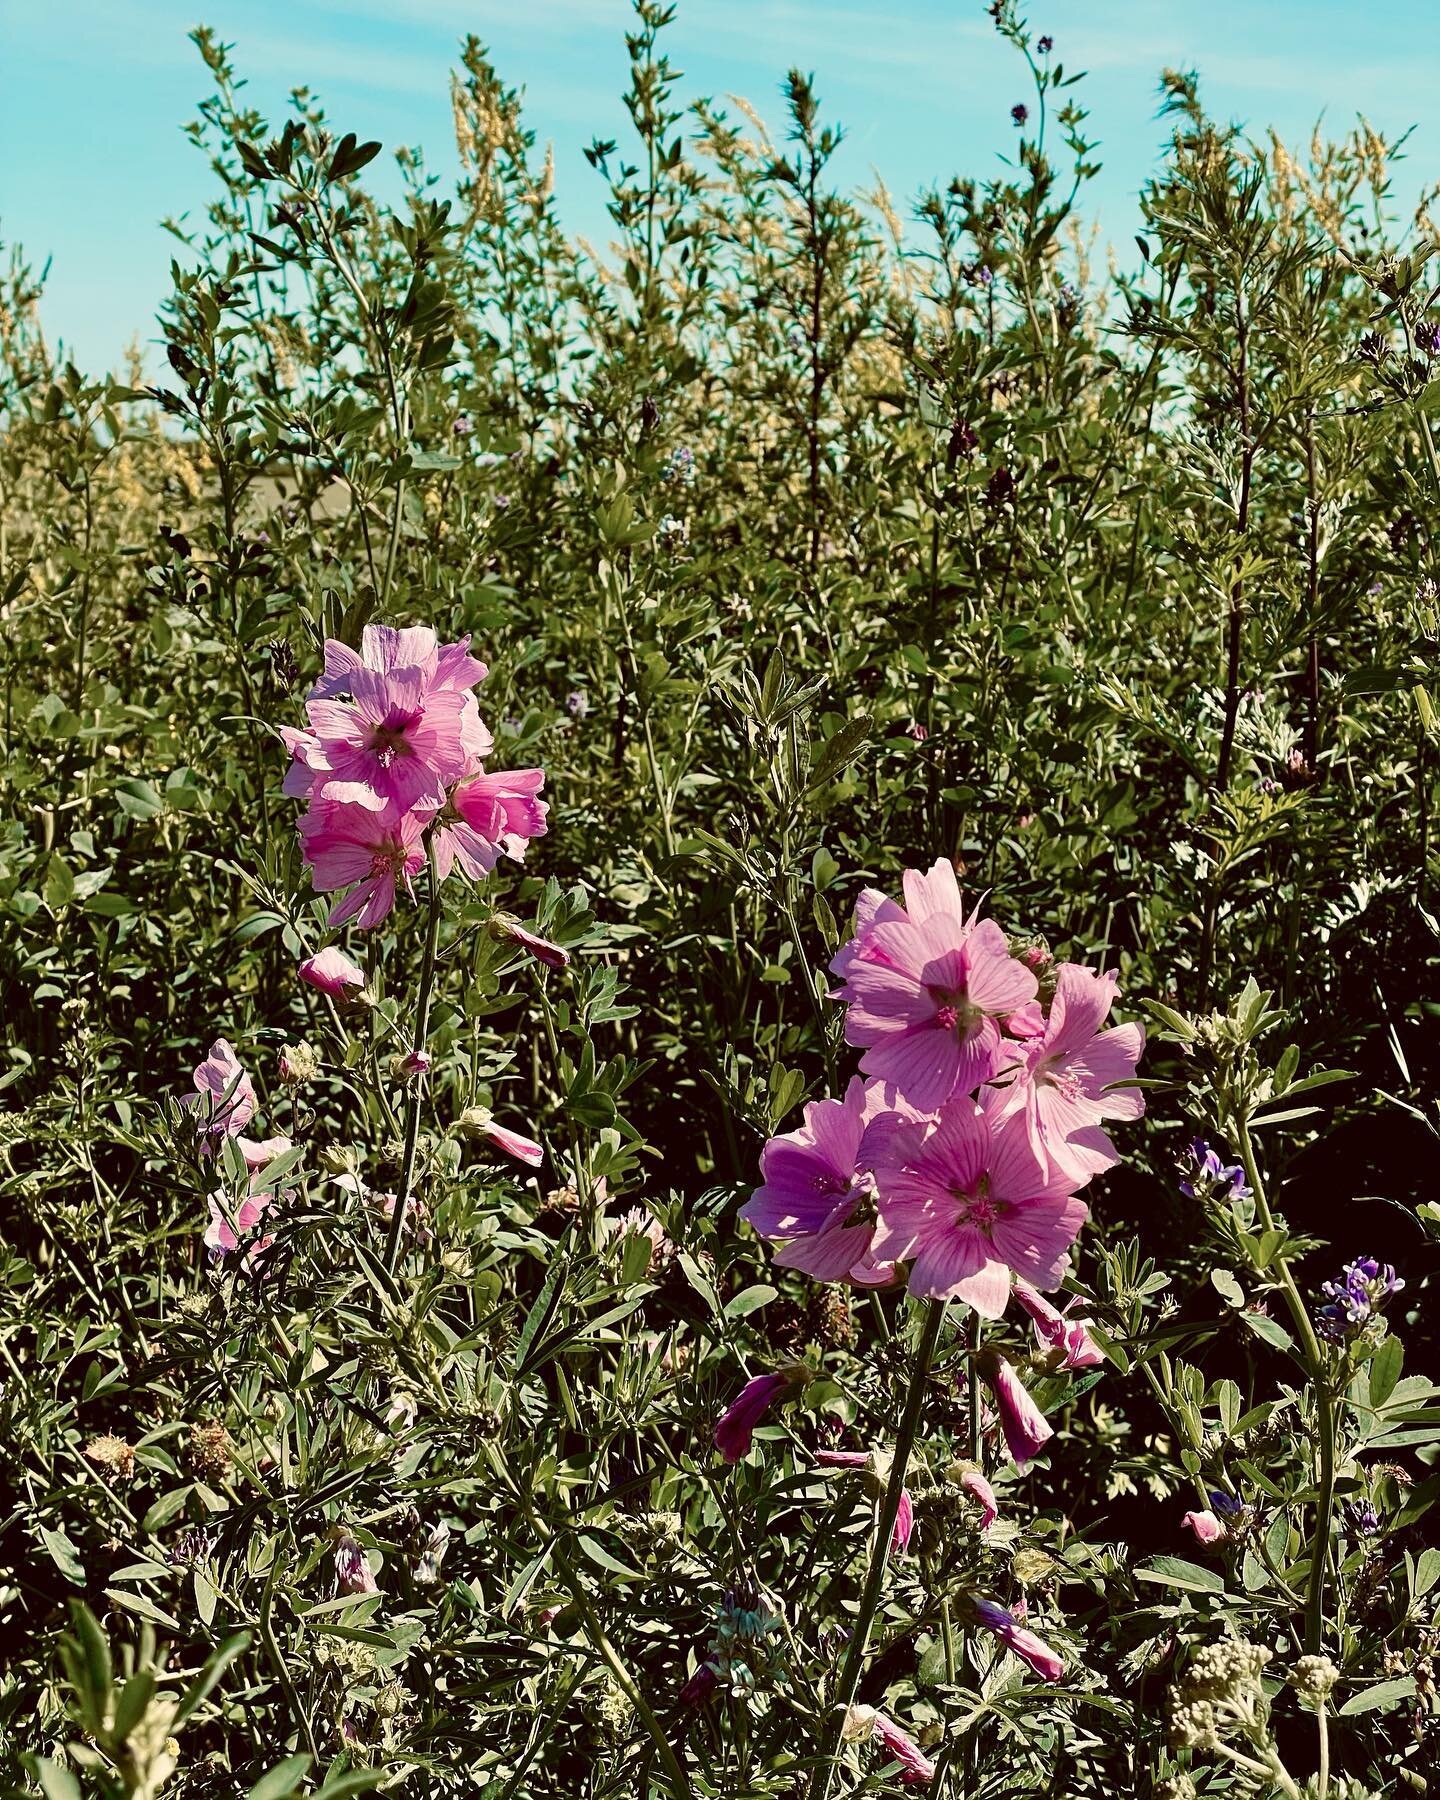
top-left (979, 1353), bottom-right (1054, 1468)
top-left (969, 1596), bottom-right (1064, 1681)
top-left (491, 914), bottom-right (570, 968)
top-left (814, 1447), bottom-right (914, 1553)
top-left (1012, 1279), bottom-right (1104, 1368)
top-left (85, 1434), bottom-right (136, 1482)
top-left (714, 1366), bottom-right (808, 1463)
top-left (333, 1530), bottom-right (379, 1596)
top-left (843, 1704), bottom-right (936, 1784)
top-left (948, 1461), bottom-right (999, 1531)
top-left (456, 1105), bottom-right (543, 1166)
top-left (412, 1519), bottom-right (450, 1585)
top-left (188, 1421), bottom-right (233, 1483)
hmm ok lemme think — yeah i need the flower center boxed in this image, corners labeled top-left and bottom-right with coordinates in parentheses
top-left (368, 847), bottom-right (405, 879)
top-left (952, 1177), bottom-right (1003, 1232)
top-left (369, 709), bottom-right (421, 768)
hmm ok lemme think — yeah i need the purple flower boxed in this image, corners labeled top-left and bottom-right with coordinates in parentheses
top-left (1317, 1257), bottom-right (1404, 1343)
top-left (1179, 1138), bottom-right (1251, 1202)
top-left (1011, 104), bottom-right (1029, 127)
top-left (453, 414), bottom-right (473, 436)
top-left (1417, 322), bottom-right (1440, 356)
top-left (566, 690), bottom-right (589, 720)
top-left (1037, 34), bottom-right (1053, 52)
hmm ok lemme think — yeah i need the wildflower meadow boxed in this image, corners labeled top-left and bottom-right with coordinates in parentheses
top-left (3, 4), bottom-right (1440, 1795)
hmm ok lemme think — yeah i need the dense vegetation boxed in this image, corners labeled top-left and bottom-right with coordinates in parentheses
top-left (2, 5), bottom-right (1439, 1795)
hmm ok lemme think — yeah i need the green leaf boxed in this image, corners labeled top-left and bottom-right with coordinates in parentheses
top-left (1369, 1335), bottom-right (1403, 1410)
top-left (142, 1485), bottom-right (195, 1534)
top-left (512, 1256), bottom-right (567, 1377)
top-left (41, 1526), bottom-right (86, 1587)
top-left (1135, 1555), bottom-right (1226, 1594)
top-left (247, 1755), bottom-right (313, 1799)
top-left (1338, 1676), bottom-right (1416, 1715)
top-left (104, 1588), bottom-right (182, 1631)
top-left (1209, 1269), bottom-right (1245, 1309)
top-left (30, 1758), bottom-right (83, 1800)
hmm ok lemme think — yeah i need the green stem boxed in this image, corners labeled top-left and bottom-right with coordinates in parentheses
top-left (1234, 1116), bottom-right (1335, 1655)
top-left (1317, 1701), bottom-right (1331, 1800)
top-left (812, 1298), bottom-right (946, 1800)
top-left (385, 831), bottom-right (443, 1274)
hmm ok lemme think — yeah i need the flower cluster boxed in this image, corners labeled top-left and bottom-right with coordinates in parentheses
top-left (283, 624), bottom-right (547, 928)
top-left (743, 860), bottom-right (1144, 1326)
top-left (1317, 1256), bottom-right (1405, 1344)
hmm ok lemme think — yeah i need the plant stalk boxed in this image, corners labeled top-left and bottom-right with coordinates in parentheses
top-left (812, 1297), bottom-right (946, 1800)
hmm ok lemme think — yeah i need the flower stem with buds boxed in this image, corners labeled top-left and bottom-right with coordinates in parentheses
top-left (385, 831), bottom-right (442, 1273)
top-left (1234, 1116), bottom-right (1335, 1655)
top-left (812, 1297), bottom-right (946, 1800)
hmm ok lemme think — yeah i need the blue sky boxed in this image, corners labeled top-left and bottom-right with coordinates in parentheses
top-left (4, 0), bottom-right (1439, 376)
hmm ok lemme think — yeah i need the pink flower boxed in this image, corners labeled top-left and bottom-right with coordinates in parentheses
top-left (237, 1134), bottom-right (292, 1173)
top-left (870, 1099), bottom-right (1087, 1314)
top-left (433, 767), bottom-right (548, 883)
top-left (279, 726), bottom-right (320, 800)
top-left (988, 964), bottom-right (1145, 1183)
top-left (298, 946), bottom-right (366, 1000)
top-left (309, 623), bottom-right (487, 703)
top-left (1182, 1509), bottom-right (1227, 1544)
top-left (204, 1186), bottom-right (271, 1256)
top-left (740, 1077), bottom-right (904, 1288)
top-left (844, 1706), bottom-right (936, 1785)
top-left (956, 1465), bottom-right (999, 1531)
top-left (981, 1354), bottom-right (1054, 1468)
top-left (299, 801), bottom-right (428, 929)
top-left (815, 1448), bottom-right (914, 1553)
top-left (831, 862), bottom-right (1037, 1109)
top-left (1013, 1279), bottom-right (1104, 1369)
top-left (970, 1597), bottom-right (1064, 1682)
top-left (493, 915), bottom-right (571, 969)
top-left (185, 1040), bottom-right (257, 1143)
top-left (715, 1368), bottom-right (806, 1463)
top-left (305, 660), bottom-right (487, 814)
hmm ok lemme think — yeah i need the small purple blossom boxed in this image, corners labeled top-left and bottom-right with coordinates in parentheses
top-left (1317, 1256), bottom-right (1404, 1343)
top-left (1179, 1138), bottom-right (1251, 1203)
top-left (566, 689), bottom-right (589, 720)
top-left (1037, 34), bottom-right (1053, 52)
top-left (1417, 322), bottom-right (1440, 356)
top-left (1011, 104), bottom-right (1029, 127)
top-left (452, 414), bottom-right (473, 436)
top-left (1350, 1500), bottom-right (1380, 1535)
